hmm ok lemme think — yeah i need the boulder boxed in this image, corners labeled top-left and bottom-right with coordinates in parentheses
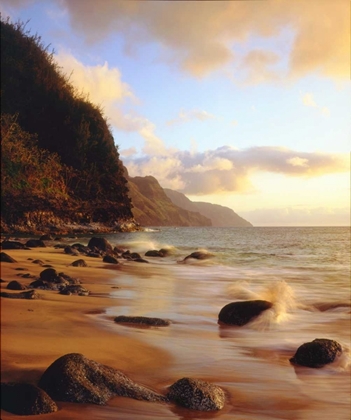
top-left (32, 259), bottom-right (45, 265)
top-left (0, 382), bottom-right (57, 415)
top-left (167, 378), bottom-right (225, 411)
top-left (25, 239), bottom-right (46, 248)
top-left (0, 252), bottom-right (17, 263)
top-left (59, 285), bottom-right (90, 296)
top-left (39, 268), bottom-right (59, 282)
top-left (1, 240), bottom-right (27, 250)
top-left (289, 338), bottom-right (342, 368)
top-left (6, 280), bottom-right (27, 290)
top-left (114, 316), bottom-right (170, 326)
top-left (71, 259), bottom-right (88, 267)
top-left (103, 255), bottom-right (118, 264)
top-left (64, 245), bottom-right (79, 255)
top-left (38, 353), bottom-right (166, 404)
top-left (181, 251), bottom-right (213, 262)
top-left (88, 237), bottom-right (113, 253)
top-left (218, 300), bottom-right (273, 326)
top-left (145, 250), bottom-right (164, 257)
top-left (40, 234), bottom-right (53, 241)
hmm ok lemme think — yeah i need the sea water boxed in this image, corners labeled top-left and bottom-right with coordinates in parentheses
top-left (89, 227), bottom-right (350, 419)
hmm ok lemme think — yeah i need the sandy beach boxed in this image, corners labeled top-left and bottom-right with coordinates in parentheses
top-left (0, 246), bottom-right (180, 420)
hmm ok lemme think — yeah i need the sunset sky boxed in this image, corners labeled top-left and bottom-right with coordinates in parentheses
top-left (1, 0), bottom-right (350, 226)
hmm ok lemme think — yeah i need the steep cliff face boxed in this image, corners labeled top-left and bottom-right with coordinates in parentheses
top-left (127, 176), bottom-right (212, 227)
top-left (164, 188), bottom-right (253, 227)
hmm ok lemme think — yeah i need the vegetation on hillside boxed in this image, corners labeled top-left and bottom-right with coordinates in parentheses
top-left (0, 17), bottom-right (134, 231)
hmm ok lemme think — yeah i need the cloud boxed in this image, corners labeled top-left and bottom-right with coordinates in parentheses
top-left (123, 144), bottom-right (349, 195)
top-left (301, 92), bottom-right (330, 116)
top-left (47, 0), bottom-right (351, 82)
top-left (167, 109), bottom-right (216, 126)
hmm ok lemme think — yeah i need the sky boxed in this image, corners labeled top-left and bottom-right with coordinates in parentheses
top-left (1, 0), bottom-right (350, 226)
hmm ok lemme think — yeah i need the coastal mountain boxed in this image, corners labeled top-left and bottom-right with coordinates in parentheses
top-left (1, 18), bottom-right (135, 233)
top-left (126, 173), bottom-right (211, 227)
top-left (164, 189), bottom-right (252, 227)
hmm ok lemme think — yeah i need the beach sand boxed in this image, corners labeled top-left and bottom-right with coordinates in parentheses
top-left (0, 247), bottom-right (178, 420)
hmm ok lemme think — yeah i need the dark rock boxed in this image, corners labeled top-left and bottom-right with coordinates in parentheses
top-left (32, 259), bottom-right (45, 265)
top-left (20, 273), bottom-right (36, 279)
top-left (87, 251), bottom-right (101, 258)
top-left (0, 382), bottom-right (57, 415)
top-left (145, 250), bottom-right (164, 257)
top-left (40, 268), bottom-right (59, 282)
top-left (114, 246), bottom-right (125, 254)
top-left (0, 252), bottom-right (17, 263)
top-left (0, 290), bottom-right (40, 299)
top-left (59, 285), bottom-right (90, 296)
top-left (167, 377), bottom-right (225, 411)
top-left (182, 251), bottom-right (213, 262)
top-left (38, 353), bottom-right (166, 404)
top-left (289, 338), bottom-right (342, 368)
top-left (88, 237), bottom-right (113, 252)
top-left (134, 258), bottom-right (149, 263)
top-left (40, 234), bottom-right (53, 241)
top-left (103, 255), bottom-right (118, 264)
top-left (6, 280), bottom-right (27, 290)
top-left (114, 316), bottom-right (170, 326)
top-left (72, 243), bottom-right (90, 254)
top-left (129, 252), bottom-right (141, 260)
top-left (64, 245), bottom-right (79, 256)
top-left (71, 259), bottom-right (88, 267)
top-left (42, 264), bottom-right (54, 268)
top-left (218, 300), bottom-right (273, 326)
top-left (25, 239), bottom-right (46, 248)
top-left (1, 240), bottom-right (27, 250)
top-left (159, 248), bottom-right (171, 256)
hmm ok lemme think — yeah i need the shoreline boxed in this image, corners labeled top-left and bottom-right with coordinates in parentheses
top-left (0, 246), bottom-right (175, 419)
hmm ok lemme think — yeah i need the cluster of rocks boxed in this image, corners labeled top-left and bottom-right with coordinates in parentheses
top-left (1, 353), bottom-right (225, 415)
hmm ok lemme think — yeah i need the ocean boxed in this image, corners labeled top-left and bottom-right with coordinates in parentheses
top-left (78, 227), bottom-right (351, 419)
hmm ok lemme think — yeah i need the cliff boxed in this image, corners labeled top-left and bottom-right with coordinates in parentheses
top-left (127, 175), bottom-right (212, 227)
top-left (164, 189), bottom-right (253, 227)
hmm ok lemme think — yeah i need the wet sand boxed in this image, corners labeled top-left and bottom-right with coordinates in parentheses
top-left (0, 247), bottom-right (177, 419)
top-left (1, 246), bottom-right (350, 419)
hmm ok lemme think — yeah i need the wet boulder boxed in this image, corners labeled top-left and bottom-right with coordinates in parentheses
top-left (0, 252), bottom-right (17, 263)
top-left (59, 285), bottom-right (90, 296)
top-left (0, 382), bottom-right (57, 415)
top-left (114, 316), bottom-right (170, 327)
top-left (145, 250), bottom-right (164, 257)
top-left (6, 280), bottom-right (27, 290)
top-left (103, 255), bottom-right (118, 264)
top-left (167, 378), bottom-right (225, 411)
top-left (38, 353), bottom-right (166, 405)
top-left (32, 259), bottom-right (45, 265)
top-left (181, 251), bottom-right (213, 262)
top-left (88, 237), bottom-right (113, 253)
top-left (1, 240), bottom-right (28, 250)
top-left (289, 338), bottom-right (342, 368)
top-left (71, 259), bottom-right (88, 267)
top-left (218, 300), bottom-right (273, 326)
top-left (40, 268), bottom-right (59, 282)
top-left (64, 245), bottom-right (79, 256)
top-left (25, 239), bottom-right (46, 248)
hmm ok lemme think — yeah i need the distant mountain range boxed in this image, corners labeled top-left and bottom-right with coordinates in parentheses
top-left (127, 172), bottom-right (252, 227)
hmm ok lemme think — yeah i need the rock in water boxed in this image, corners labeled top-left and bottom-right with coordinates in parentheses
top-left (167, 378), bottom-right (225, 411)
top-left (88, 237), bottom-right (113, 252)
top-left (114, 315), bottom-right (170, 326)
top-left (290, 338), bottom-right (342, 368)
top-left (218, 300), bottom-right (273, 326)
top-left (0, 383), bottom-right (57, 415)
top-left (39, 353), bottom-right (166, 404)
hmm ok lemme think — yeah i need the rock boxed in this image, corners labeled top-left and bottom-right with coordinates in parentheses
top-left (72, 243), bottom-right (90, 254)
top-left (167, 378), bottom-right (225, 411)
top-left (145, 250), bottom-right (166, 257)
top-left (1, 240), bottom-right (27, 249)
top-left (88, 237), bottom-right (113, 253)
top-left (182, 251), bottom-right (213, 262)
top-left (218, 300), bottom-right (273, 326)
top-left (289, 338), bottom-right (343, 368)
top-left (114, 316), bottom-right (170, 326)
top-left (6, 280), bottom-right (27, 290)
top-left (40, 268), bottom-right (59, 282)
top-left (71, 259), bottom-right (88, 267)
top-left (38, 353), bottom-right (166, 405)
top-left (25, 239), bottom-right (46, 248)
top-left (0, 382), bottom-right (57, 415)
top-left (64, 245), bottom-right (79, 255)
top-left (0, 252), bottom-right (17, 263)
top-left (40, 234), bottom-right (53, 241)
top-left (103, 255), bottom-right (118, 264)
top-left (87, 251), bottom-right (101, 258)
top-left (133, 258), bottom-right (149, 263)
top-left (0, 290), bottom-right (40, 299)
top-left (130, 252), bottom-right (142, 260)
top-left (59, 285), bottom-right (90, 296)
top-left (32, 259), bottom-right (45, 265)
